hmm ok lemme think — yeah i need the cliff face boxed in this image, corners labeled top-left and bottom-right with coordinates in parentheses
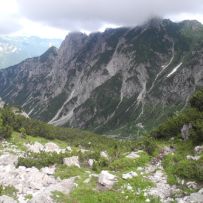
top-left (1, 19), bottom-right (203, 135)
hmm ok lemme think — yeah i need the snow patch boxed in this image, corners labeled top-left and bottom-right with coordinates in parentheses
top-left (167, 62), bottom-right (182, 78)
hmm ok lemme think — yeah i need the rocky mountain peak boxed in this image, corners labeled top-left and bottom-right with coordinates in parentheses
top-left (58, 32), bottom-right (88, 63)
top-left (181, 20), bottom-right (203, 31)
top-left (39, 46), bottom-right (58, 62)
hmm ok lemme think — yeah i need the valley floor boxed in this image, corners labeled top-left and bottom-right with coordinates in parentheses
top-left (0, 133), bottom-right (202, 203)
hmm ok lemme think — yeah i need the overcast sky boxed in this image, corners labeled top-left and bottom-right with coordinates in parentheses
top-left (1, 0), bottom-right (203, 39)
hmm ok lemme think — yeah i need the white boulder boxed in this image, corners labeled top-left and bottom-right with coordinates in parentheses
top-left (100, 151), bottom-right (109, 159)
top-left (122, 171), bottom-right (138, 180)
top-left (194, 146), bottom-right (203, 154)
top-left (186, 181), bottom-right (197, 189)
top-left (98, 170), bottom-right (117, 189)
top-left (66, 146), bottom-right (72, 151)
top-left (186, 155), bottom-right (200, 161)
top-left (63, 156), bottom-right (80, 168)
top-left (25, 142), bottom-right (44, 153)
top-left (88, 159), bottom-right (94, 167)
top-left (44, 142), bottom-right (60, 153)
top-left (126, 152), bottom-right (140, 159)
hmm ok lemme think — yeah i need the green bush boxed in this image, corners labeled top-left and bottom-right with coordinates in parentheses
top-left (190, 88), bottom-right (203, 111)
top-left (109, 152), bottom-right (150, 171)
top-left (151, 89), bottom-right (203, 140)
top-left (18, 152), bottom-right (71, 169)
top-left (176, 159), bottom-right (203, 180)
top-left (0, 125), bottom-right (13, 139)
top-left (163, 153), bottom-right (203, 184)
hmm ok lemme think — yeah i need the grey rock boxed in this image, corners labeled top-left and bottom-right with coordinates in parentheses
top-left (0, 154), bottom-right (18, 166)
top-left (63, 156), bottom-right (80, 168)
top-left (122, 171), bottom-right (138, 179)
top-left (25, 142), bottom-right (44, 153)
top-left (194, 146), bottom-right (203, 154)
top-left (0, 195), bottom-right (17, 203)
top-left (181, 123), bottom-right (192, 140)
top-left (88, 159), bottom-right (94, 168)
top-left (98, 170), bottom-right (117, 189)
top-left (28, 192), bottom-right (54, 203)
top-left (100, 151), bottom-right (109, 159)
top-left (126, 152), bottom-right (140, 159)
top-left (44, 142), bottom-right (60, 153)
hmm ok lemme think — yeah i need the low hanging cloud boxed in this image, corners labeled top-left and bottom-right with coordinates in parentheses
top-left (0, 18), bottom-right (22, 34)
top-left (18, 0), bottom-right (203, 31)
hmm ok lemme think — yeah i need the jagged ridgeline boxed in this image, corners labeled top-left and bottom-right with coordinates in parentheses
top-left (0, 18), bottom-right (203, 136)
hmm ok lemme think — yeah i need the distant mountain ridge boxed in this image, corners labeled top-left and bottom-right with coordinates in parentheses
top-left (0, 18), bottom-right (203, 136)
top-left (0, 36), bottom-right (62, 69)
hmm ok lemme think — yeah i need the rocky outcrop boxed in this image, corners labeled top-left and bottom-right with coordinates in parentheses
top-left (181, 123), bottom-right (192, 140)
top-left (63, 156), bottom-right (80, 168)
top-left (98, 170), bottom-right (117, 189)
top-left (1, 19), bottom-right (203, 135)
top-left (25, 142), bottom-right (67, 154)
top-left (0, 152), bottom-right (75, 203)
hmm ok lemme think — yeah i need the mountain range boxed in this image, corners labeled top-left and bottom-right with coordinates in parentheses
top-left (0, 36), bottom-right (62, 69)
top-left (0, 18), bottom-right (203, 136)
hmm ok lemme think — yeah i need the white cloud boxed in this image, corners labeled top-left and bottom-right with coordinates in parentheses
top-left (17, 0), bottom-right (203, 31)
top-left (0, 0), bottom-right (22, 34)
top-left (11, 18), bottom-right (69, 39)
top-left (0, 0), bottom-right (203, 38)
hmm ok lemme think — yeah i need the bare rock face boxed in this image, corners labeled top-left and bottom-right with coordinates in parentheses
top-left (1, 19), bottom-right (203, 135)
top-left (0, 153), bottom-right (18, 166)
top-left (0, 195), bottom-right (17, 203)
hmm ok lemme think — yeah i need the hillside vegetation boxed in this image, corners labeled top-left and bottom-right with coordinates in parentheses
top-left (0, 89), bottom-right (202, 202)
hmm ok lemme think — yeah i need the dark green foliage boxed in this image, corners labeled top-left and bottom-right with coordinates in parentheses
top-left (152, 107), bottom-right (203, 139)
top-left (163, 151), bottom-right (203, 183)
top-left (0, 107), bottom-right (14, 139)
top-left (19, 127), bottom-right (26, 138)
top-left (18, 152), bottom-right (70, 169)
top-left (0, 125), bottom-right (12, 139)
top-left (0, 106), bottom-right (138, 157)
top-left (190, 89), bottom-right (203, 111)
top-left (151, 89), bottom-right (203, 143)
top-left (175, 159), bottom-right (203, 180)
top-left (142, 137), bottom-right (158, 156)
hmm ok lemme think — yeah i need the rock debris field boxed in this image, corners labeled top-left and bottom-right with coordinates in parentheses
top-left (0, 140), bottom-right (202, 203)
